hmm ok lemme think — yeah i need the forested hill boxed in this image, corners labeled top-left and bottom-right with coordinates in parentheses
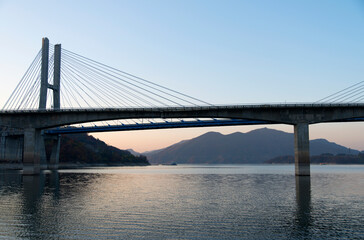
top-left (49, 133), bottom-right (150, 166)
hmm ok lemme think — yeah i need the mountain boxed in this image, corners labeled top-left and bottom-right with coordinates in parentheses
top-left (144, 128), bottom-right (359, 164)
top-left (47, 134), bottom-right (150, 166)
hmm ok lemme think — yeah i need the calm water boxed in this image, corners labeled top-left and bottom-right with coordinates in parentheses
top-left (0, 164), bottom-right (363, 239)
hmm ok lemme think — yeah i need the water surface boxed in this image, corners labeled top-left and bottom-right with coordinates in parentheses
top-left (0, 164), bottom-right (363, 239)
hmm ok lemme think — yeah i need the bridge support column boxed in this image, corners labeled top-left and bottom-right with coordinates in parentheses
top-left (49, 135), bottom-right (61, 170)
top-left (294, 123), bottom-right (310, 176)
top-left (52, 44), bottom-right (61, 110)
top-left (23, 128), bottom-right (42, 175)
top-left (39, 38), bottom-right (49, 110)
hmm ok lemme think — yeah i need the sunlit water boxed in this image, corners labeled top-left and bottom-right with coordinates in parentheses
top-left (0, 164), bottom-right (363, 239)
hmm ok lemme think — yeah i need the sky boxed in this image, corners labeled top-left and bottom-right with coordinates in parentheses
top-left (0, 0), bottom-right (364, 152)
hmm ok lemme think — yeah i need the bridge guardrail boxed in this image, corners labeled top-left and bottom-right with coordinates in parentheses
top-left (1, 102), bottom-right (364, 114)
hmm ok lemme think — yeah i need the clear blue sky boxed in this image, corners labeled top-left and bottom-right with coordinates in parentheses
top-left (1, 0), bottom-right (364, 152)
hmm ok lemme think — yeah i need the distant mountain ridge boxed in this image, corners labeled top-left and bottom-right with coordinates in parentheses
top-left (144, 128), bottom-right (359, 164)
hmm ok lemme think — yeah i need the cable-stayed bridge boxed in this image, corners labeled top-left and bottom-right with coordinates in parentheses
top-left (1, 38), bottom-right (364, 175)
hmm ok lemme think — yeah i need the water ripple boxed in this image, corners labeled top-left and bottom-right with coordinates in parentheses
top-left (0, 165), bottom-right (363, 239)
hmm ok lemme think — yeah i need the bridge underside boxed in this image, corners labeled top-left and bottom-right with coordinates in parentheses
top-left (45, 119), bottom-right (273, 134)
top-left (2, 104), bottom-right (364, 129)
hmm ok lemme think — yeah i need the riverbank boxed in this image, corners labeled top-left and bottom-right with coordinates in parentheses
top-left (0, 162), bottom-right (150, 170)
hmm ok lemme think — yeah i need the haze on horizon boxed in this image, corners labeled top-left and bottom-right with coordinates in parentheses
top-left (0, 0), bottom-right (363, 152)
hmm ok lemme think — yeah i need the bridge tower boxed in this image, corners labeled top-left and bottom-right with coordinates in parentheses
top-left (39, 37), bottom-right (61, 110)
top-left (23, 38), bottom-right (62, 174)
top-left (39, 37), bottom-right (49, 109)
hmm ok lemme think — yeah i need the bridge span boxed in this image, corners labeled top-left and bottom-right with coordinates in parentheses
top-left (1, 38), bottom-right (364, 176)
top-left (2, 103), bottom-right (364, 176)
top-left (2, 103), bottom-right (364, 128)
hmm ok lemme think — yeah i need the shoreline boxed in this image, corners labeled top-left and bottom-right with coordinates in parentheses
top-left (0, 162), bottom-right (150, 170)
top-left (2, 162), bottom-right (363, 171)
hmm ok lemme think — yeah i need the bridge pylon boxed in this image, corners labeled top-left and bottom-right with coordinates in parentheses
top-left (39, 38), bottom-right (49, 109)
top-left (39, 37), bottom-right (61, 110)
top-left (23, 38), bottom-right (62, 174)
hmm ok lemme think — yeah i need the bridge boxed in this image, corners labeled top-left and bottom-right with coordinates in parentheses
top-left (1, 38), bottom-right (364, 175)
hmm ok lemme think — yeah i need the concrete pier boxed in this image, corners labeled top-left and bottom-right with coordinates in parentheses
top-left (294, 123), bottom-right (310, 176)
top-left (23, 128), bottom-right (41, 175)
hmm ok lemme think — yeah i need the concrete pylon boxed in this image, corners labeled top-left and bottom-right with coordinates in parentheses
top-left (49, 44), bottom-right (62, 170)
top-left (52, 44), bottom-right (61, 109)
top-left (23, 38), bottom-right (62, 174)
top-left (39, 38), bottom-right (62, 110)
top-left (294, 123), bottom-right (310, 176)
top-left (39, 37), bottom-right (49, 110)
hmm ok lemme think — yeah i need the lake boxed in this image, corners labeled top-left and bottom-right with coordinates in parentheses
top-left (0, 164), bottom-right (363, 239)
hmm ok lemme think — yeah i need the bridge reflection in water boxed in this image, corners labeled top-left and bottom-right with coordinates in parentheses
top-left (295, 176), bottom-right (311, 236)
